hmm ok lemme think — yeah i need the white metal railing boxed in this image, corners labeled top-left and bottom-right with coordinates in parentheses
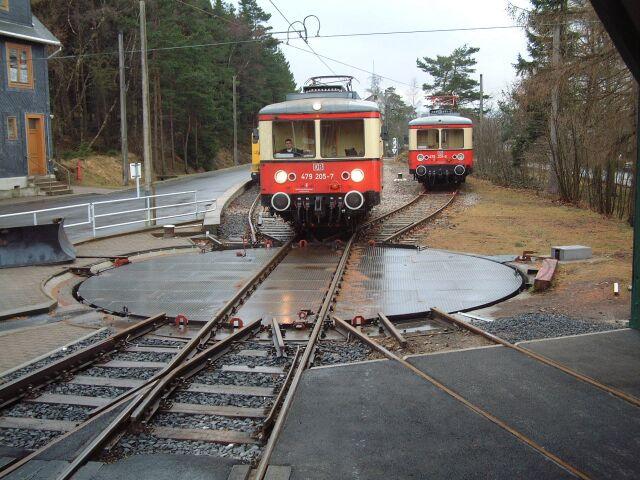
top-left (0, 203), bottom-right (91, 228)
top-left (0, 190), bottom-right (216, 237)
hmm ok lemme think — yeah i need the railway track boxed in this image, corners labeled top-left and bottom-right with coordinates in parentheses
top-left (0, 186), bottom-right (458, 478)
top-left (0, 232), bottom-right (357, 479)
top-left (0, 313), bottom-right (182, 453)
top-left (359, 190), bottom-right (457, 245)
top-left (248, 194), bottom-right (295, 245)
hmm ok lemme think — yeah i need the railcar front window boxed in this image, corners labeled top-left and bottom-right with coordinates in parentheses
top-left (320, 120), bottom-right (365, 158)
top-left (272, 121), bottom-right (315, 158)
top-left (417, 129), bottom-right (439, 149)
top-left (441, 129), bottom-right (465, 149)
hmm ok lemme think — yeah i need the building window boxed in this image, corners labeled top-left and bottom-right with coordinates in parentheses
top-left (6, 43), bottom-right (33, 89)
top-left (0, 0), bottom-right (8, 12)
top-left (6, 116), bottom-right (18, 140)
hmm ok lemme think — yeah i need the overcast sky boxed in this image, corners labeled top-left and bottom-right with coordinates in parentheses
top-left (231, 0), bottom-right (532, 110)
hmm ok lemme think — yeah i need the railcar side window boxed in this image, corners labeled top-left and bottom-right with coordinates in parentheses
top-left (416, 129), bottom-right (439, 149)
top-left (272, 121), bottom-right (315, 158)
top-left (320, 120), bottom-right (365, 158)
top-left (441, 129), bottom-right (464, 149)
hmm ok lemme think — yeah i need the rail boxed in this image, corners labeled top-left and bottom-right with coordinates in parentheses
top-left (0, 190), bottom-right (216, 238)
top-left (52, 160), bottom-right (71, 189)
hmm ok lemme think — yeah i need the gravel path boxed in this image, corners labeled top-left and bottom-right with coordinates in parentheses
top-left (312, 340), bottom-right (372, 366)
top-left (471, 313), bottom-right (619, 343)
top-left (0, 329), bottom-right (112, 384)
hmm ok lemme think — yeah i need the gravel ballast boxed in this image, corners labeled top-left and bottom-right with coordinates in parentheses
top-left (0, 427), bottom-right (60, 450)
top-left (312, 340), bottom-right (372, 366)
top-left (44, 382), bottom-right (129, 399)
top-left (82, 366), bottom-right (159, 380)
top-left (172, 391), bottom-right (271, 409)
top-left (471, 313), bottom-right (619, 343)
top-left (116, 433), bottom-right (262, 462)
top-left (112, 350), bottom-right (174, 363)
top-left (4, 402), bottom-right (92, 422)
top-left (152, 413), bottom-right (260, 433)
top-left (194, 370), bottom-right (285, 389)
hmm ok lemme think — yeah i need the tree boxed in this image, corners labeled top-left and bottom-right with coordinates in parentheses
top-left (416, 44), bottom-right (488, 111)
top-left (31, 0), bottom-right (295, 173)
top-left (380, 87), bottom-right (415, 152)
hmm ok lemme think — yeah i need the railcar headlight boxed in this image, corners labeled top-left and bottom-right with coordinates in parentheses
top-left (288, 172), bottom-right (297, 181)
top-left (458, 153), bottom-right (465, 160)
top-left (417, 154), bottom-right (425, 161)
top-left (274, 170), bottom-right (287, 184)
top-left (350, 168), bottom-right (365, 183)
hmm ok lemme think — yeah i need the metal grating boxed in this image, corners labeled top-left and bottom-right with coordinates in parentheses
top-left (334, 246), bottom-right (523, 320)
top-left (77, 249), bottom-right (277, 322)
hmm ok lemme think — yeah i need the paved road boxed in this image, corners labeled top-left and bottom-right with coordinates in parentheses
top-left (0, 166), bottom-right (250, 242)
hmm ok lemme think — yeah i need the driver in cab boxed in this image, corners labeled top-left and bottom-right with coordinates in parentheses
top-left (279, 139), bottom-right (304, 157)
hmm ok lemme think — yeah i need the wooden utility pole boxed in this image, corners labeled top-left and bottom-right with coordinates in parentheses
top-left (140, 1), bottom-right (155, 224)
top-left (118, 32), bottom-right (128, 186)
top-left (233, 74), bottom-right (238, 166)
top-left (479, 73), bottom-right (484, 124)
top-left (548, 21), bottom-right (561, 195)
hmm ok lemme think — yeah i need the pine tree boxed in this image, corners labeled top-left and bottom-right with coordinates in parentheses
top-left (416, 45), bottom-right (487, 109)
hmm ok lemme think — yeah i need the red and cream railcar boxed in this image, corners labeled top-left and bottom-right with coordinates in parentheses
top-left (258, 78), bottom-right (383, 228)
top-left (408, 114), bottom-right (473, 185)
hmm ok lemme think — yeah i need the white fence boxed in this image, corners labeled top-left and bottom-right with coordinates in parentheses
top-left (0, 190), bottom-right (216, 237)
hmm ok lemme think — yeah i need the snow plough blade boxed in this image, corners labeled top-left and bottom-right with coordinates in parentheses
top-left (0, 221), bottom-right (76, 268)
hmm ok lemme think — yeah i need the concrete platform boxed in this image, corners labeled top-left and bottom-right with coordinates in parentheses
top-left (334, 246), bottom-right (524, 319)
top-left (269, 359), bottom-right (572, 479)
top-left (407, 346), bottom-right (640, 479)
top-left (520, 328), bottom-right (640, 397)
top-left (77, 249), bottom-right (277, 322)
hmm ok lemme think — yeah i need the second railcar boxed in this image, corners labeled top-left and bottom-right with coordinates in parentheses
top-left (408, 114), bottom-right (473, 185)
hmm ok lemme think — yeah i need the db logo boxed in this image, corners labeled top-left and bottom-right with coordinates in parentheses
top-left (312, 163), bottom-right (325, 171)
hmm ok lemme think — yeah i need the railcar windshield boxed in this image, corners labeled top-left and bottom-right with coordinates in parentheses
top-left (441, 129), bottom-right (465, 149)
top-left (320, 120), bottom-right (365, 158)
top-left (273, 121), bottom-right (315, 158)
top-left (417, 129), bottom-right (439, 149)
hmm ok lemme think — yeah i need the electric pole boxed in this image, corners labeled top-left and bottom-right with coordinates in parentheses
top-left (118, 32), bottom-right (128, 187)
top-left (479, 73), bottom-right (484, 124)
top-left (140, 1), bottom-right (155, 224)
top-left (233, 74), bottom-right (238, 166)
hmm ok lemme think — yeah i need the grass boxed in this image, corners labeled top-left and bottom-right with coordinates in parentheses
top-left (419, 176), bottom-right (633, 321)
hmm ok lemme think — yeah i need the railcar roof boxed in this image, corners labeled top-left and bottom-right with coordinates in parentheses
top-left (259, 97), bottom-right (380, 116)
top-left (409, 115), bottom-right (473, 126)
